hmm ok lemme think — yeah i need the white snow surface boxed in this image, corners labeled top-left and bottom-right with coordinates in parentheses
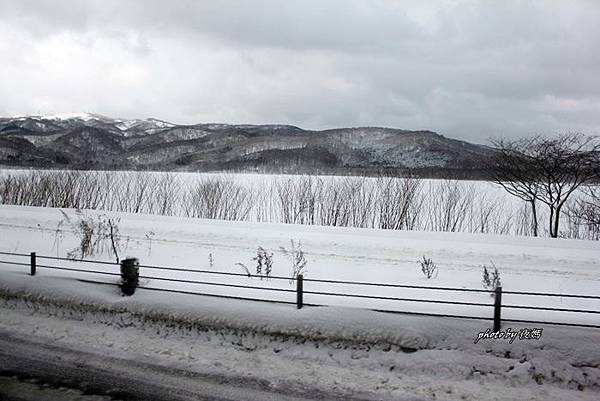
top-left (0, 205), bottom-right (597, 324)
top-left (33, 112), bottom-right (103, 121)
top-left (0, 205), bottom-right (599, 399)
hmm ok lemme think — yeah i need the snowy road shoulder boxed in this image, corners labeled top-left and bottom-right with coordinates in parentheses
top-left (0, 275), bottom-right (599, 401)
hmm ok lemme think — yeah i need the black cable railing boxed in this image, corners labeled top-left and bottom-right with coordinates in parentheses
top-left (0, 260), bottom-right (31, 267)
top-left (139, 263), bottom-right (293, 281)
top-left (136, 285), bottom-right (312, 306)
top-left (501, 304), bottom-right (600, 314)
top-left (36, 264), bottom-right (121, 277)
top-left (302, 277), bottom-right (493, 292)
top-left (302, 289), bottom-right (492, 307)
top-left (0, 251), bottom-right (599, 329)
top-left (138, 275), bottom-right (296, 293)
top-left (0, 251), bottom-right (31, 257)
top-left (36, 254), bottom-right (120, 266)
top-left (502, 289), bottom-right (600, 299)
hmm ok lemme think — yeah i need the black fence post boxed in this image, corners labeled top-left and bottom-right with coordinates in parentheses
top-left (296, 274), bottom-right (303, 309)
top-left (30, 252), bottom-right (36, 276)
top-left (120, 258), bottom-right (139, 296)
top-left (493, 286), bottom-right (502, 332)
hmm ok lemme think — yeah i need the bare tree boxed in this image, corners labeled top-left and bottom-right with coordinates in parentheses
top-left (426, 180), bottom-right (474, 232)
top-left (535, 135), bottom-right (600, 237)
top-left (489, 134), bottom-right (600, 238)
top-left (489, 138), bottom-right (541, 236)
top-left (567, 185), bottom-right (600, 240)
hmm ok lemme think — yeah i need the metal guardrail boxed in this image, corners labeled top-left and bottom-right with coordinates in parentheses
top-left (0, 251), bottom-right (599, 329)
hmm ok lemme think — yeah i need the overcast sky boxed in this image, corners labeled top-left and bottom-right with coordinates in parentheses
top-left (0, 0), bottom-right (599, 143)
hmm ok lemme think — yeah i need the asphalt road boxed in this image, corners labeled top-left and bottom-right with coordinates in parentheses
top-left (0, 331), bottom-right (371, 401)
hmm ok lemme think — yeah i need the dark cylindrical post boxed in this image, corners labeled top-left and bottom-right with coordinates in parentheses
top-left (296, 274), bottom-right (304, 309)
top-left (30, 252), bottom-right (36, 276)
top-left (120, 258), bottom-right (139, 296)
top-left (493, 286), bottom-right (502, 332)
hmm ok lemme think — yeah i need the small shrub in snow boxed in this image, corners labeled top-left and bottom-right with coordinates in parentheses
top-left (52, 218), bottom-right (66, 255)
top-left (252, 246), bottom-right (273, 279)
top-left (482, 262), bottom-right (501, 296)
top-left (59, 210), bottom-right (125, 263)
top-left (236, 262), bottom-right (251, 277)
top-left (144, 231), bottom-right (155, 256)
top-left (280, 240), bottom-right (307, 283)
top-left (419, 256), bottom-right (438, 279)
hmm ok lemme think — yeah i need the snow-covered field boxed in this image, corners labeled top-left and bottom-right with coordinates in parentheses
top-left (0, 205), bottom-right (598, 326)
top-left (0, 172), bottom-right (598, 399)
top-left (0, 204), bottom-right (599, 399)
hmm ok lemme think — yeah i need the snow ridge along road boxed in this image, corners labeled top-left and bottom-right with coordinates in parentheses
top-left (0, 279), bottom-right (599, 401)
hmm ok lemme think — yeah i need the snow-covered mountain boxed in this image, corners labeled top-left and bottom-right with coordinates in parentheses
top-left (0, 114), bottom-right (493, 176)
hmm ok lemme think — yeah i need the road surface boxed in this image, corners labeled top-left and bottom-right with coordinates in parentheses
top-left (0, 331), bottom-right (377, 401)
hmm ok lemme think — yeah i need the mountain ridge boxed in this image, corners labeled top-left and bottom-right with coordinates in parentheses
top-left (0, 114), bottom-right (493, 177)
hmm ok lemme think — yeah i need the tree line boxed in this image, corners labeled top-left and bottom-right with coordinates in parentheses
top-left (0, 163), bottom-right (598, 240)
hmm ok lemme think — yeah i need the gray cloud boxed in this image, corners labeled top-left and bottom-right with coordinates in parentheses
top-left (0, 0), bottom-right (599, 143)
